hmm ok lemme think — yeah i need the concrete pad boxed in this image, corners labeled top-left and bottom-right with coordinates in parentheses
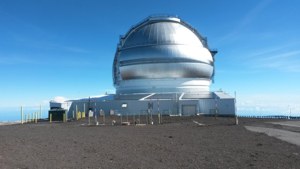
top-left (135, 124), bottom-right (146, 126)
top-left (268, 121), bottom-right (300, 128)
top-left (121, 122), bottom-right (130, 125)
top-left (192, 120), bottom-right (205, 126)
top-left (0, 122), bottom-right (20, 126)
top-left (245, 126), bottom-right (300, 146)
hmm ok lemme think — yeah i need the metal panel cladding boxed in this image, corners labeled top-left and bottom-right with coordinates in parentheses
top-left (113, 16), bottom-right (216, 94)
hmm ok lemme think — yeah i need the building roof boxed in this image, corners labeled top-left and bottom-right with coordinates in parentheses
top-left (214, 91), bottom-right (234, 99)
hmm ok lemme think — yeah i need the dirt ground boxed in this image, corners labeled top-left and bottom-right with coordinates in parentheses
top-left (0, 116), bottom-right (299, 169)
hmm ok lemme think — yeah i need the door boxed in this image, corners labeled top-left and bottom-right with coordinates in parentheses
top-left (182, 105), bottom-right (197, 116)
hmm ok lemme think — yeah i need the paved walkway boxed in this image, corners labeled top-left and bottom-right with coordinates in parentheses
top-left (245, 122), bottom-right (300, 146)
top-left (268, 121), bottom-right (300, 128)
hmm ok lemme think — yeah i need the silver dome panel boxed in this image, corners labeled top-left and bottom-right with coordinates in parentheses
top-left (122, 22), bottom-right (203, 48)
top-left (113, 16), bottom-right (216, 94)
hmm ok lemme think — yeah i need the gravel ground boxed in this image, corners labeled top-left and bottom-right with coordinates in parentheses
top-left (0, 116), bottom-right (299, 169)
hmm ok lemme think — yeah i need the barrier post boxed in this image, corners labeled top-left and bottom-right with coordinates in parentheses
top-left (133, 114), bottom-right (135, 125)
top-left (103, 111), bottom-right (105, 124)
top-left (63, 113), bottom-right (66, 122)
top-left (88, 112), bottom-right (90, 125)
top-left (139, 111), bottom-right (141, 124)
top-left (76, 105), bottom-right (78, 120)
top-left (158, 112), bottom-right (161, 124)
top-left (83, 103), bottom-right (85, 119)
top-left (50, 113), bottom-right (52, 123)
top-left (39, 105), bottom-right (42, 120)
top-left (21, 106), bottom-right (23, 124)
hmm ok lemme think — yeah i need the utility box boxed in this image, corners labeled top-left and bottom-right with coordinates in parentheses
top-left (48, 109), bottom-right (67, 121)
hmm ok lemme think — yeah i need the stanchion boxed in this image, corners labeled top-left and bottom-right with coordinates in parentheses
top-left (103, 112), bottom-right (105, 124)
top-left (21, 106), bottom-right (23, 124)
top-left (133, 114), bottom-right (135, 125)
top-left (76, 105), bottom-right (78, 120)
top-left (50, 113), bottom-right (52, 123)
top-left (63, 113), bottom-right (66, 123)
top-left (83, 103), bottom-right (85, 119)
top-left (39, 105), bottom-right (42, 120)
top-left (35, 112), bottom-right (37, 123)
top-left (158, 112), bottom-right (161, 124)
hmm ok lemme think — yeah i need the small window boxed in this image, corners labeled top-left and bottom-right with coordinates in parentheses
top-left (121, 103), bottom-right (127, 108)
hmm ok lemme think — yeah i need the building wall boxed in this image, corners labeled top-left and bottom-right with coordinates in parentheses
top-left (67, 100), bottom-right (173, 118)
top-left (65, 98), bottom-right (235, 118)
top-left (217, 99), bottom-right (235, 116)
top-left (198, 98), bottom-right (235, 116)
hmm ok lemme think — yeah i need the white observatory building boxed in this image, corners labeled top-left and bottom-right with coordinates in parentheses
top-left (50, 15), bottom-right (235, 117)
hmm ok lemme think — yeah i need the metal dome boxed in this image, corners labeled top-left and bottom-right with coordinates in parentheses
top-left (113, 16), bottom-right (216, 94)
top-left (123, 18), bottom-right (203, 48)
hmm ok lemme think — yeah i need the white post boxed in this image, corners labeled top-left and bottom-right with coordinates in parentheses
top-left (88, 110), bottom-right (90, 125)
top-left (83, 103), bottom-right (85, 118)
top-left (289, 106), bottom-right (292, 119)
top-left (21, 106), bottom-right (23, 124)
top-left (139, 111), bottom-right (141, 124)
top-left (235, 91), bottom-right (238, 125)
top-left (158, 99), bottom-right (160, 124)
top-left (39, 105), bottom-right (42, 120)
top-left (76, 104), bottom-right (78, 119)
top-left (103, 111), bottom-right (105, 124)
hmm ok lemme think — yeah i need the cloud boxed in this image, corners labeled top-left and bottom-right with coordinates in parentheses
top-left (252, 49), bottom-right (300, 72)
top-left (0, 55), bottom-right (38, 65)
top-left (261, 50), bottom-right (300, 61)
top-left (0, 52), bottom-right (98, 66)
top-left (10, 32), bottom-right (92, 54)
top-left (237, 93), bottom-right (300, 116)
top-left (243, 43), bottom-right (295, 59)
top-left (217, 0), bottom-right (272, 43)
top-left (51, 96), bottom-right (68, 103)
top-left (60, 46), bottom-right (91, 54)
top-left (0, 8), bottom-right (92, 66)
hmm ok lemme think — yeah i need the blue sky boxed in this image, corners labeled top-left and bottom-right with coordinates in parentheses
top-left (0, 0), bottom-right (299, 116)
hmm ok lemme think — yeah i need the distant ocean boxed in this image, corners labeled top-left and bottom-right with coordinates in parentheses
top-left (0, 107), bottom-right (48, 122)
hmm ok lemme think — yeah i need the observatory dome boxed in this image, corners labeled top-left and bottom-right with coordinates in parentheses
top-left (113, 16), bottom-right (216, 94)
